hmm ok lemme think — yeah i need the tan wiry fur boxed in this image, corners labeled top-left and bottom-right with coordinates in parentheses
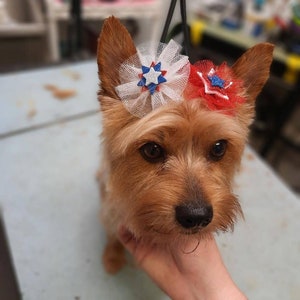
top-left (97, 16), bottom-right (274, 274)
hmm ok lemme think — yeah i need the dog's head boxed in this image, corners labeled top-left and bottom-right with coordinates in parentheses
top-left (97, 17), bottom-right (273, 244)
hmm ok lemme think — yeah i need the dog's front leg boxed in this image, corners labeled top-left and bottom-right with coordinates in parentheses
top-left (102, 234), bottom-right (126, 274)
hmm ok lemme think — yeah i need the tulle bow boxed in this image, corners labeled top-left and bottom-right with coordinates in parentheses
top-left (115, 39), bottom-right (190, 117)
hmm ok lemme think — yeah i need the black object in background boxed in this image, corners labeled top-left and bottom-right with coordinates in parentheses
top-left (0, 212), bottom-right (21, 300)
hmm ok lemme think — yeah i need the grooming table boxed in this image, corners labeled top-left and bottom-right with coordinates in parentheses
top-left (0, 62), bottom-right (299, 300)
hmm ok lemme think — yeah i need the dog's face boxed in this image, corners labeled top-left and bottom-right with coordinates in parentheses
top-left (97, 17), bottom-right (273, 245)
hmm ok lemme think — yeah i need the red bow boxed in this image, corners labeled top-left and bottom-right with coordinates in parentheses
top-left (185, 60), bottom-right (245, 113)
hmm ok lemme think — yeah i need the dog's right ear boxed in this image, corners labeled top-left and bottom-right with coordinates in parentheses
top-left (97, 16), bottom-right (137, 98)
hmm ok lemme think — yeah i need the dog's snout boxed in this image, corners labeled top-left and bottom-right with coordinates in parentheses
top-left (175, 203), bottom-right (213, 229)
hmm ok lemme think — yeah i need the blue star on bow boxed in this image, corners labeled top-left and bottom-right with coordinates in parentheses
top-left (208, 74), bottom-right (225, 88)
top-left (137, 62), bottom-right (167, 95)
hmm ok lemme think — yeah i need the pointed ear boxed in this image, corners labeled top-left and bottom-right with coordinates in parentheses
top-left (97, 16), bottom-right (137, 98)
top-left (232, 43), bottom-right (274, 102)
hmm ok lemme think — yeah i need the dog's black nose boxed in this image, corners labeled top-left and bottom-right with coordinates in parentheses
top-left (175, 203), bottom-right (213, 229)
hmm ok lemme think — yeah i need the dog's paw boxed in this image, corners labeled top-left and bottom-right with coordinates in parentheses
top-left (102, 240), bottom-right (126, 274)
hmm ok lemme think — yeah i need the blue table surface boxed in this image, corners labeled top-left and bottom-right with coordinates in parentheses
top-left (0, 62), bottom-right (299, 300)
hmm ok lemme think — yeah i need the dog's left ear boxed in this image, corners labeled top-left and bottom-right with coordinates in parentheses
top-left (232, 43), bottom-right (274, 123)
top-left (97, 16), bottom-right (137, 98)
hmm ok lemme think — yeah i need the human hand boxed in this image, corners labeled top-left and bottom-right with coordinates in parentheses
top-left (118, 227), bottom-right (247, 300)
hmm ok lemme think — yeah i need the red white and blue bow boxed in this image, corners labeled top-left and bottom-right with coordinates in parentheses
top-left (115, 39), bottom-right (190, 117)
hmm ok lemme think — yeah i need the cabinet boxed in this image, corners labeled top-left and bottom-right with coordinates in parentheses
top-left (0, 0), bottom-right (47, 68)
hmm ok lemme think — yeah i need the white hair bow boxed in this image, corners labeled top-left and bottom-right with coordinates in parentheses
top-left (115, 39), bottom-right (190, 118)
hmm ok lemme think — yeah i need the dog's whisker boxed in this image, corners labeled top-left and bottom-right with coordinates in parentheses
top-left (182, 239), bottom-right (200, 254)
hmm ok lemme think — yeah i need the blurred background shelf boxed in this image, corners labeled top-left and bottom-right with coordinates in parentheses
top-left (0, 24), bottom-right (45, 37)
top-left (0, 0), bottom-right (163, 69)
top-left (45, 0), bottom-right (162, 62)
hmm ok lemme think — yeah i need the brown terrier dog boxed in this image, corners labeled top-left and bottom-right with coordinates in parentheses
top-left (97, 16), bottom-right (273, 274)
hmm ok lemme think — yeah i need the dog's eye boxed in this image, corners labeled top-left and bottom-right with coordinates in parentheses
top-left (139, 142), bottom-right (165, 163)
top-left (209, 140), bottom-right (227, 161)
